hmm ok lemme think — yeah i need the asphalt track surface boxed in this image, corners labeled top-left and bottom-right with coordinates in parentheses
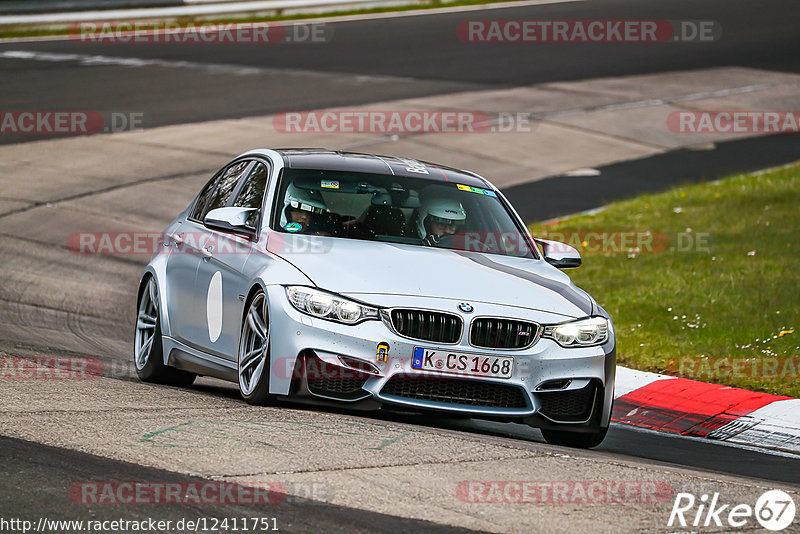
top-left (1, 0), bottom-right (800, 531)
top-left (1, 0), bottom-right (800, 143)
top-left (0, 435), bottom-right (478, 533)
top-left (507, 132), bottom-right (800, 222)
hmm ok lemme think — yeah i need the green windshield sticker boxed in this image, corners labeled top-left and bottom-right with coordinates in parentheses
top-left (457, 184), bottom-right (497, 197)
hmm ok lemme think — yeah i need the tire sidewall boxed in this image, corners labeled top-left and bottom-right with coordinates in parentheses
top-left (134, 278), bottom-right (195, 387)
top-left (238, 290), bottom-right (272, 405)
top-left (135, 284), bottom-right (165, 381)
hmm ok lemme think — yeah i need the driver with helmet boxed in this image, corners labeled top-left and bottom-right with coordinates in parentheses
top-left (280, 183), bottom-right (329, 234)
top-left (416, 191), bottom-right (467, 244)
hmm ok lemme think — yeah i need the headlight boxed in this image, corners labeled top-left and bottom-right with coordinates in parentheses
top-left (285, 286), bottom-right (379, 325)
top-left (542, 317), bottom-right (609, 347)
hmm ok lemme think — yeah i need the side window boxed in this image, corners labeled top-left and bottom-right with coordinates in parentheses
top-left (232, 162), bottom-right (269, 227)
top-left (192, 160), bottom-right (252, 221)
top-left (190, 176), bottom-right (218, 221)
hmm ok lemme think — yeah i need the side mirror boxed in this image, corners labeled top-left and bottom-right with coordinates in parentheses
top-left (535, 238), bottom-right (582, 269)
top-left (204, 207), bottom-right (257, 237)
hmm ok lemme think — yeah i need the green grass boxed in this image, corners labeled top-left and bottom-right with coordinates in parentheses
top-left (529, 163), bottom-right (800, 398)
top-left (0, 0), bottom-right (527, 39)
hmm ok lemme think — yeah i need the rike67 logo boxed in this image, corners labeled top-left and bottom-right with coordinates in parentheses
top-left (669, 490), bottom-right (796, 531)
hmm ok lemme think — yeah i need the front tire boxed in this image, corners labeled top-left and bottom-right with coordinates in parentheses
top-left (540, 426), bottom-right (608, 449)
top-left (238, 290), bottom-right (272, 405)
top-left (134, 277), bottom-right (196, 387)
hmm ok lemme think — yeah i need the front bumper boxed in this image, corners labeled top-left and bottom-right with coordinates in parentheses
top-left (267, 287), bottom-right (615, 427)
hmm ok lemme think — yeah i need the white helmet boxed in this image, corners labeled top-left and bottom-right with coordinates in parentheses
top-left (280, 183), bottom-right (328, 227)
top-left (416, 194), bottom-right (467, 239)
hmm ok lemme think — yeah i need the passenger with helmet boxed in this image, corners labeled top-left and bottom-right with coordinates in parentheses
top-left (280, 183), bottom-right (329, 234)
top-left (416, 191), bottom-right (467, 245)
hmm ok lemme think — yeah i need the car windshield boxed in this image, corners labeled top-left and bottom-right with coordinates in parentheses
top-left (272, 169), bottom-right (536, 258)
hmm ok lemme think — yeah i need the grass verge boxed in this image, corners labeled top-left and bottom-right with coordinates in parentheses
top-left (529, 162), bottom-right (800, 397)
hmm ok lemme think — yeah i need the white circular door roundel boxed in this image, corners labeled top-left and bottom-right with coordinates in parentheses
top-left (207, 271), bottom-right (223, 342)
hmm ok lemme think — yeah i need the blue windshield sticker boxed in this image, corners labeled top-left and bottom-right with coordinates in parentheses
top-left (284, 222), bottom-right (303, 233)
top-left (457, 184), bottom-right (497, 197)
top-left (321, 180), bottom-right (340, 189)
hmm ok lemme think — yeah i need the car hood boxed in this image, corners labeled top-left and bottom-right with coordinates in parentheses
top-left (267, 234), bottom-right (594, 318)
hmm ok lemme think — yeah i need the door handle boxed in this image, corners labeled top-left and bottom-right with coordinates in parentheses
top-left (167, 232), bottom-right (184, 247)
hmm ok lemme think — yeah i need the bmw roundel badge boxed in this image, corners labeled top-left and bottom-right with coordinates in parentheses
top-left (458, 302), bottom-right (474, 313)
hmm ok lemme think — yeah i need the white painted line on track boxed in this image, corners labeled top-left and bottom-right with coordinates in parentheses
top-left (0, 49), bottom-right (263, 76)
top-left (0, 49), bottom-right (420, 82)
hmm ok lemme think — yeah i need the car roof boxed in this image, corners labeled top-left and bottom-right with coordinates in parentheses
top-left (273, 149), bottom-right (491, 188)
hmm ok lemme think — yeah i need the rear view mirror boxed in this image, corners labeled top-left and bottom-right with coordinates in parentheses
top-left (535, 238), bottom-right (582, 269)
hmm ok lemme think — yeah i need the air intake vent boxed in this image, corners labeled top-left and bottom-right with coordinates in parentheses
top-left (381, 375), bottom-right (528, 409)
top-left (305, 358), bottom-right (369, 400)
top-left (470, 318), bottom-right (539, 349)
top-left (537, 382), bottom-right (597, 422)
top-left (390, 309), bottom-right (462, 343)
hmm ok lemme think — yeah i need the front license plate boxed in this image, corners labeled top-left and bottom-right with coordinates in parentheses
top-left (411, 347), bottom-right (513, 379)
